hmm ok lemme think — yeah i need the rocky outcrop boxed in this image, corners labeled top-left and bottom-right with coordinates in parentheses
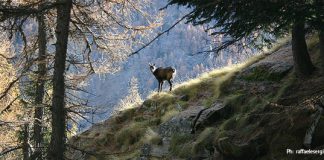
top-left (158, 106), bottom-right (204, 137)
top-left (240, 43), bottom-right (293, 81)
top-left (192, 101), bottom-right (231, 133)
top-left (158, 101), bottom-right (231, 136)
top-left (216, 134), bottom-right (267, 160)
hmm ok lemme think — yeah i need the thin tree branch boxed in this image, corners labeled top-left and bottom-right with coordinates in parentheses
top-left (130, 11), bottom-right (194, 56)
top-left (0, 146), bottom-right (22, 157)
top-left (0, 95), bottom-right (20, 114)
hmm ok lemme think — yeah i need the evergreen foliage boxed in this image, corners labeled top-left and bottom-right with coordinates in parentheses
top-left (168, 0), bottom-right (324, 76)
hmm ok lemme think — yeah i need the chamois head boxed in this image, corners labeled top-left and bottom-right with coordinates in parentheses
top-left (149, 63), bottom-right (176, 92)
top-left (149, 63), bottom-right (156, 73)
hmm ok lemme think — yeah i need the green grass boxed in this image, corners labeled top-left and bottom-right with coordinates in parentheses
top-left (161, 109), bottom-right (179, 123)
top-left (192, 127), bottom-right (217, 154)
top-left (144, 128), bottom-right (162, 145)
top-left (169, 133), bottom-right (194, 158)
top-left (115, 121), bottom-right (149, 150)
top-left (273, 73), bottom-right (296, 101)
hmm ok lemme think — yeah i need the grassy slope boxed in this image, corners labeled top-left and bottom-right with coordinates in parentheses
top-left (69, 36), bottom-right (324, 160)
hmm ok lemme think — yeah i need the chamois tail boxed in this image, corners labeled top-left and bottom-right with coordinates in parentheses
top-left (171, 68), bottom-right (176, 79)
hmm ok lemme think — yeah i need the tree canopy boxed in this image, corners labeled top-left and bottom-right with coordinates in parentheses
top-left (168, 0), bottom-right (324, 76)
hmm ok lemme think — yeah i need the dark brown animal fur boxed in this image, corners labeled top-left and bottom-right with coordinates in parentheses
top-left (149, 63), bottom-right (176, 92)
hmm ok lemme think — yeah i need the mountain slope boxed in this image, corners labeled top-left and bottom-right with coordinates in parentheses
top-left (68, 37), bottom-right (324, 160)
top-left (83, 0), bottom-right (253, 126)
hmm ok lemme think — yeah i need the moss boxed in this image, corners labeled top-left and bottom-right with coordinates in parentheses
top-left (242, 67), bottom-right (286, 82)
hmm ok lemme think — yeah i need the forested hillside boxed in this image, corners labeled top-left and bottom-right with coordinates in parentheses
top-left (0, 0), bottom-right (323, 160)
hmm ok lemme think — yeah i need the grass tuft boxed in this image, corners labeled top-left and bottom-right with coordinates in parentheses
top-left (161, 109), bottom-right (179, 123)
top-left (144, 128), bottom-right (162, 145)
top-left (169, 133), bottom-right (194, 158)
top-left (115, 121), bottom-right (148, 150)
top-left (192, 127), bottom-right (216, 154)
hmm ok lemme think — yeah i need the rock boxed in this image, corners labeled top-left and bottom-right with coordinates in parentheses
top-left (158, 102), bottom-right (230, 136)
top-left (239, 44), bottom-right (294, 81)
top-left (158, 106), bottom-right (205, 137)
top-left (175, 103), bottom-right (182, 111)
top-left (140, 143), bottom-right (151, 157)
top-left (193, 101), bottom-right (230, 131)
top-left (150, 138), bottom-right (171, 158)
top-left (240, 61), bottom-right (293, 81)
top-left (136, 157), bottom-right (149, 160)
top-left (179, 94), bottom-right (190, 101)
top-left (268, 62), bottom-right (292, 76)
top-left (215, 131), bottom-right (266, 160)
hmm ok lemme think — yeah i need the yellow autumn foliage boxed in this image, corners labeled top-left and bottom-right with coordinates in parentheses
top-left (0, 37), bottom-right (23, 158)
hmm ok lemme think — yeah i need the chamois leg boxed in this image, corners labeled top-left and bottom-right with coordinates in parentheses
top-left (168, 80), bottom-right (172, 91)
top-left (158, 82), bottom-right (161, 92)
top-left (160, 81), bottom-right (164, 92)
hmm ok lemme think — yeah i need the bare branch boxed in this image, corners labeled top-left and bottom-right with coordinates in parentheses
top-left (130, 11), bottom-right (194, 56)
top-left (0, 146), bottom-right (22, 157)
top-left (0, 95), bottom-right (20, 114)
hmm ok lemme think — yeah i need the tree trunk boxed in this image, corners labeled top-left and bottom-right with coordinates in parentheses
top-left (315, 0), bottom-right (324, 74)
top-left (22, 123), bottom-right (30, 160)
top-left (32, 12), bottom-right (47, 160)
top-left (291, 20), bottom-right (315, 77)
top-left (47, 0), bottom-right (72, 159)
top-left (319, 29), bottom-right (324, 74)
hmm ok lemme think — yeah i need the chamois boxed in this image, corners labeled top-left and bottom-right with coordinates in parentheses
top-left (149, 63), bottom-right (176, 92)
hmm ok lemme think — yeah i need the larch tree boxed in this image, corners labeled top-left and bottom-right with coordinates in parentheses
top-left (1, 0), bottom-right (162, 159)
top-left (0, 1), bottom-right (55, 159)
top-left (47, 0), bottom-right (73, 159)
top-left (31, 3), bottom-right (48, 159)
top-left (0, 36), bottom-right (24, 159)
top-left (48, 0), bottom-right (161, 158)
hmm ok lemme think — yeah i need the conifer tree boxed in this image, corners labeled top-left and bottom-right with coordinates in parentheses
top-left (168, 0), bottom-right (323, 76)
